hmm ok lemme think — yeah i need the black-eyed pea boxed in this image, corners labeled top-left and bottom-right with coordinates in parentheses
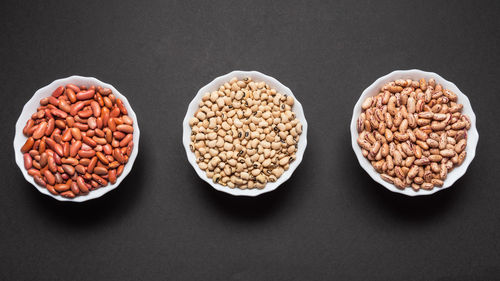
top-left (247, 149), bottom-right (257, 156)
top-left (257, 154), bottom-right (265, 163)
top-left (251, 169), bottom-right (261, 177)
top-left (206, 171), bottom-right (214, 178)
top-left (250, 154), bottom-right (259, 162)
top-left (278, 156), bottom-right (289, 166)
top-left (236, 163), bottom-right (244, 172)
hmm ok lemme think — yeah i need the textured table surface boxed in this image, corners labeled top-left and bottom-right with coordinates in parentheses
top-left (1, 1), bottom-right (499, 280)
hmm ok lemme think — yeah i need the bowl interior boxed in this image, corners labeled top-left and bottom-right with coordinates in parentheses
top-left (13, 75), bottom-right (140, 202)
top-left (350, 69), bottom-right (479, 196)
top-left (183, 70), bottom-right (308, 196)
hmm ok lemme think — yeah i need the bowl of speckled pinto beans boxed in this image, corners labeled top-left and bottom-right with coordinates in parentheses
top-left (351, 69), bottom-right (478, 196)
top-left (14, 76), bottom-right (140, 202)
top-left (183, 71), bottom-right (308, 196)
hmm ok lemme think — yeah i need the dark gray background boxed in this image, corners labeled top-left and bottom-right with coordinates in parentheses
top-left (1, 0), bottom-right (499, 280)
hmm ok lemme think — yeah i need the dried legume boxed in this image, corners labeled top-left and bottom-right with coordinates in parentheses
top-left (21, 84), bottom-right (134, 198)
top-left (357, 78), bottom-right (470, 191)
top-left (189, 77), bottom-right (302, 189)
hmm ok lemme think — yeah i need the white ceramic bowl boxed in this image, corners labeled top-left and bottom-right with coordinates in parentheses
top-left (13, 76), bottom-right (140, 202)
top-left (183, 71), bottom-right (308, 196)
top-left (350, 69), bottom-right (479, 196)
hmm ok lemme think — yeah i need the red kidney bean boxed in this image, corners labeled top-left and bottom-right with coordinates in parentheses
top-left (54, 183), bottom-right (70, 192)
top-left (113, 148), bottom-right (126, 164)
top-left (23, 154), bottom-right (32, 169)
top-left (117, 165), bottom-right (124, 176)
top-left (95, 151), bottom-right (109, 165)
top-left (76, 90), bottom-right (95, 100)
top-left (92, 174), bottom-right (107, 186)
top-left (33, 139), bottom-right (40, 151)
top-left (73, 122), bottom-right (89, 131)
top-left (21, 137), bottom-right (34, 153)
top-left (93, 167), bottom-right (108, 175)
top-left (60, 190), bottom-right (75, 198)
top-left (95, 128), bottom-right (105, 138)
top-left (55, 119), bottom-right (66, 129)
top-left (70, 102), bottom-right (84, 116)
top-left (28, 169), bottom-right (41, 177)
top-left (113, 131), bottom-right (125, 140)
top-left (116, 99), bottom-right (128, 115)
top-left (66, 84), bottom-right (80, 93)
top-left (66, 88), bottom-right (77, 103)
top-left (82, 136), bottom-right (97, 147)
top-left (107, 118), bottom-right (116, 132)
top-left (120, 134), bottom-right (133, 147)
top-left (126, 141), bottom-right (133, 156)
top-left (46, 184), bottom-right (57, 195)
top-left (44, 170), bottom-right (56, 185)
top-left (69, 141), bottom-right (82, 157)
top-left (87, 156), bottom-right (98, 173)
top-left (40, 97), bottom-right (50, 105)
top-left (53, 152), bottom-right (62, 165)
top-left (32, 122), bottom-right (47, 139)
top-left (48, 96), bottom-right (60, 106)
top-left (76, 176), bottom-right (89, 193)
top-left (108, 169), bottom-right (117, 184)
top-left (34, 175), bottom-right (46, 187)
top-left (70, 181), bottom-right (80, 195)
top-left (88, 117), bottom-right (97, 129)
top-left (100, 88), bottom-right (112, 96)
top-left (52, 143), bottom-right (64, 157)
top-left (78, 109), bottom-right (93, 118)
top-left (101, 107), bottom-right (110, 125)
top-left (39, 138), bottom-right (47, 153)
top-left (91, 101), bottom-right (101, 117)
top-left (51, 108), bottom-right (68, 119)
top-left (70, 127), bottom-right (82, 140)
top-left (110, 107), bottom-right (120, 118)
top-left (75, 166), bottom-right (85, 175)
top-left (122, 115), bottom-right (133, 125)
top-left (52, 86), bottom-right (65, 98)
top-left (116, 124), bottom-right (133, 134)
top-left (45, 118), bottom-right (55, 136)
top-left (103, 144), bottom-right (112, 155)
top-left (93, 136), bottom-right (106, 145)
top-left (63, 142), bottom-right (70, 157)
top-left (78, 149), bottom-right (95, 158)
top-left (23, 119), bottom-right (35, 135)
top-left (47, 155), bottom-right (57, 173)
top-left (39, 152), bottom-right (48, 167)
top-left (62, 164), bottom-right (75, 176)
top-left (58, 100), bottom-right (71, 113)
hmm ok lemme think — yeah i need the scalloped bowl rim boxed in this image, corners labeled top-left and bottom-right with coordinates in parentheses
top-left (350, 69), bottom-right (478, 196)
top-left (182, 70), bottom-right (308, 196)
top-left (13, 75), bottom-right (140, 202)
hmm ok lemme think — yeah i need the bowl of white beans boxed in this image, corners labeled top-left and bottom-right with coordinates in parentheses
top-left (183, 70), bottom-right (308, 196)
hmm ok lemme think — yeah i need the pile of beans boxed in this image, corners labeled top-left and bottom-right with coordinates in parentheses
top-left (357, 78), bottom-right (470, 191)
top-left (189, 77), bottom-right (302, 189)
top-left (21, 84), bottom-right (134, 198)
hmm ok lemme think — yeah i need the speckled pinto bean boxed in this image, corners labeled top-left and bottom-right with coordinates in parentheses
top-left (21, 84), bottom-right (134, 198)
top-left (189, 77), bottom-right (302, 190)
top-left (357, 78), bottom-right (470, 191)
